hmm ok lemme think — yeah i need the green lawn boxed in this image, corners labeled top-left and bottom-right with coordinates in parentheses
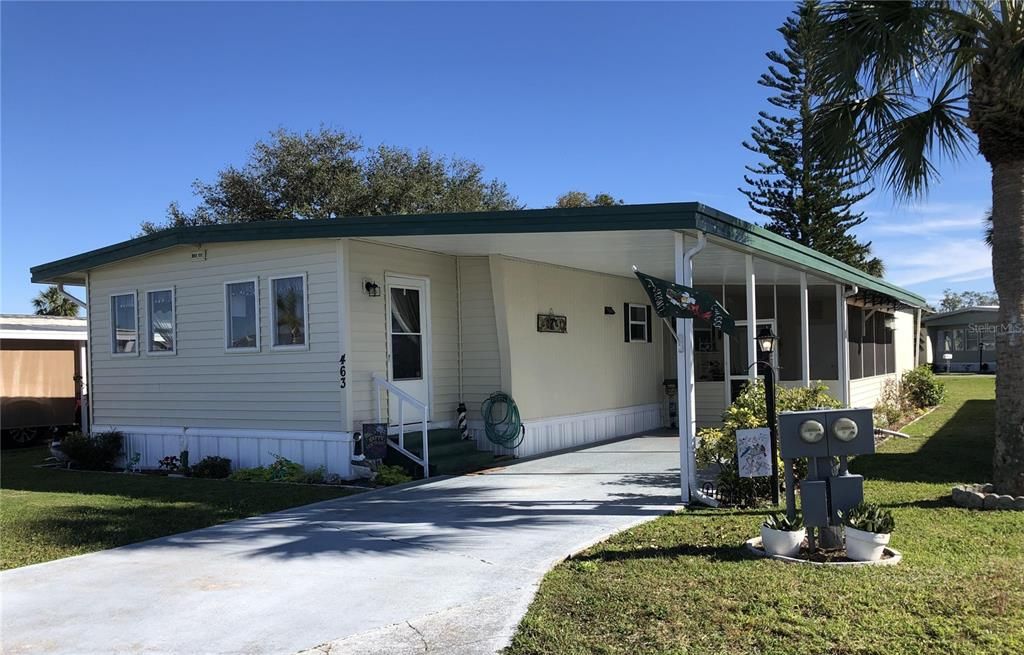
top-left (507, 376), bottom-right (1024, 655)
top-left (0, 448), bottom-right (361, 570)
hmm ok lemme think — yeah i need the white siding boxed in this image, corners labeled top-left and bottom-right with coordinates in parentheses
top-left (87, 239), bottom-right (343, 431)
top-left (695, 381), bottom-right (726, 426)
top-left (495, 257), bottom-right (665, 421)
top-left (347, 240), bottom-right (459, 427)
top-left (458, 256), bottom-right (502, 422)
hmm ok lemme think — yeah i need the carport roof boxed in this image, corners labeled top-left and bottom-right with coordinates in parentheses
top-left (30, 202), bottom-right (927, 308)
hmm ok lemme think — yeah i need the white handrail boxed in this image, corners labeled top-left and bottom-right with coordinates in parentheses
top-left (372, 374), bottom-right (430, 478)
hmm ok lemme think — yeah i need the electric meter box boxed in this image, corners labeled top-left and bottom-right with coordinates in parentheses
top-left (779, 408), bottom-right (875, 459)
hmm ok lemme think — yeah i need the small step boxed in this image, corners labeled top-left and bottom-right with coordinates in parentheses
top-left (383, 428), bottom-right (499, 477)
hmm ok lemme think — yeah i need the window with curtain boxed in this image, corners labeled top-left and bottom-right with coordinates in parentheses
top-left (271, 276), bottom-right (306, 347)
top-left (110, 293), bottom-right (137, 354)
top-left (226, 280), bottom-right (259, 350)
top-left (147, 289), bottom-right (175, 353)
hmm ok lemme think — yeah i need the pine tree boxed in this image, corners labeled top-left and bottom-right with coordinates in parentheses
top-left (740, 0), bottom-right (883, 276)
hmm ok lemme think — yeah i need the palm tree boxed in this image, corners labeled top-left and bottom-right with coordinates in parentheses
top-left (31, 286), bottom-right (80, 317)
top-left (813, 1), bottom-right (1023, 494)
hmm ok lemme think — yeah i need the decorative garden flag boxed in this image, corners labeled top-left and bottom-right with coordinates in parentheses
top-left (634, 270), bottom-right (735, 335)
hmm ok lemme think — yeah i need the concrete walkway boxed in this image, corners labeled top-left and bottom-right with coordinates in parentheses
top-left (1, 435), bottom-right (682, 655)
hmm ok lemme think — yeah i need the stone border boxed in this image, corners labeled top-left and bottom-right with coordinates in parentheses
top-left (744, 537), bottom-right (902, 567)
top-left (951, 484), bottom-right (1024, 510)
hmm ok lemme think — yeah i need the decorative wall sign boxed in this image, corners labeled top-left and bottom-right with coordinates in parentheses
top-left (537, 312), bottom-right (567, 333)
top-left (362, 422), bottom-right (390, 460)
top-left (736, 427), bottom-right (772, 478)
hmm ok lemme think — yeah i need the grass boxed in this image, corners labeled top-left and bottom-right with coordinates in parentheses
top-left (507, 376), bottom-right (1024, 655)
top-left (0, 447), bottom-right (361, 570)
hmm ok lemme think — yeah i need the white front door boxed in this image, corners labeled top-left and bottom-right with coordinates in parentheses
top-left (385, 274), bottom-right (430, 425)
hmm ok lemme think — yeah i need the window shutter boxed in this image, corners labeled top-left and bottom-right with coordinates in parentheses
top-left (646, 305), bottom-right (653, 342)
top-left (624, 303), bottom-right (630, 342)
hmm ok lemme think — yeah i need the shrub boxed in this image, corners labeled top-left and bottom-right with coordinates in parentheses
top-left (841, 502), bottom-right (895, 534)
top-left (61, 431), bottom-right (123, 471)
top-left (191, 456), bottom-right (232, 479)
top-left (696, 380), bottom-right (841, 506)
top-left (901, 365), bottom-right (946, 408)
top-left (227, 455), bottom-right (324, 484)
top-left (375, 464), bottom-right (413, 486)
top-left (873, 378), bottom-right (913, 430)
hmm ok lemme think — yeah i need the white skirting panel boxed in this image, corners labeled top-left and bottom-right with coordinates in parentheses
top-left (511, 403), bottom-right (664, 458)
top-left (91, 425), bottom-right (355, 479)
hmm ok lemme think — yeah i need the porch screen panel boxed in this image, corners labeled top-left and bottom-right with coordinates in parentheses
top-left (808, 285), bottom-right (838, 380)
top-left (847, 306), bottom-right (863, 379)
top-left (775, 285), bottom-right (802, 381)
top-left (724, 285), bottom-right (747, 321)
top-left (756, 285), bottom-right (775, 319)
top-left (863, 310), bottom-right (876, 377)
top-left (874, 313), bottom-right (886, 375)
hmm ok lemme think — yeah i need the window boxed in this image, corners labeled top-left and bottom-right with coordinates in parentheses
top-left (110, 292), bottom-right (138, 355)
top-left (270, 274), bottom-right (307, 348)
top-left (225, 280), bottom-right (259, 351)
top-left (146, 289), bottom-right (175, 354)
top-left (625, 303), bottom-right (651, 343)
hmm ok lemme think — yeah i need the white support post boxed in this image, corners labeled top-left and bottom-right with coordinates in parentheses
top-left (674, 232), bottom-right (693, 505)
top-left (745, 255), bottom-right (757, 383)
top-left (913, 307), bottom-right (922, 368)
top-left (837, 284), bottom-right (850, 406)
top-left (800, 272), bottom-right (811, 387)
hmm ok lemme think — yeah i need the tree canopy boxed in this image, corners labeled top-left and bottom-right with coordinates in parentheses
top-left (552, 191), bottom-right (623, 208)
top-left (741, 0), bottom-right (884, 277)
top-left (939, 289), bottom-right (999, 312)
top-left (32, 286), bottom-right (80, 317)
top-left (140, 128), bottom-right (522, 233)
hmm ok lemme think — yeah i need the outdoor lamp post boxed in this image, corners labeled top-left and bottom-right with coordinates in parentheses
top-left (756, 327), bottom-right (780, 506)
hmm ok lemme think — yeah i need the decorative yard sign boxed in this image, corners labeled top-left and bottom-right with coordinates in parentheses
top-left (633, 270), bottom-right (735, 335)
top-left (736, 428), bottom-right (773, 478)
top-left (537, 312), bottom-right (567, 333)
top-left (362, 422), bottom-right (389, 460)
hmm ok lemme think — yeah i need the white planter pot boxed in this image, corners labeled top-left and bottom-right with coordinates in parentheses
top-left (844, 526), bottom-right (891, 561)
top-left (760, 525), bottom-right (805, 558)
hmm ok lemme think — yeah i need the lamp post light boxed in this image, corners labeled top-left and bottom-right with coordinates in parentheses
top-left (756, 326), bottom-right (780, 507)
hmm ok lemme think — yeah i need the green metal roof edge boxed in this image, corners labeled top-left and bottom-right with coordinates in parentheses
top-left (30, 201), bottom-right (926, 308)
top-left (690, 204), bottom-right (928, 308)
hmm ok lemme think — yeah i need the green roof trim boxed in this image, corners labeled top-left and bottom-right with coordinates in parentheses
top-left (30, 202), bottom-right (927, 308)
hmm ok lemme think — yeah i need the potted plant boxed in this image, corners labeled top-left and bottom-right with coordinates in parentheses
top-left (841, 502), bottom-right (895, 561)
top-left (761, 511), bottom-right (805, 557)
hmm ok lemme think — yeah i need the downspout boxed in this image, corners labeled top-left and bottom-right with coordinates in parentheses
top-left (57, 283), bottom-right (87, 309)
top-left (679, 232), bottom-right (718, 507)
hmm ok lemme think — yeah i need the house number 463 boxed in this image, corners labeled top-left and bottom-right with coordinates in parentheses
top-left (339, 354), bottom-right (347, 389)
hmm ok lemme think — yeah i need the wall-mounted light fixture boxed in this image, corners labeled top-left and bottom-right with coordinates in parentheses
top-left (604, 306), bottom-right (616, 315)
top-left (364, 280), bottom-right (381, 297)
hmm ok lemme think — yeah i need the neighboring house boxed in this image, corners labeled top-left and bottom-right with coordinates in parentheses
top-left (923, 306), bottom-right (999, 373)
top-left (0, 314), bottom-right (88, 446)
top-left (30, 203), bottom-right (928, 496)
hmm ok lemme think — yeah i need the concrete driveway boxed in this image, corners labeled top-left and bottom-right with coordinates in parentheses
top-left (1, 434), bottom-right (681, 655)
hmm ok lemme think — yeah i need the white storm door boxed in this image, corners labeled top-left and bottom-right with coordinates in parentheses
top-left (385, 275), bottom-right (430, 425)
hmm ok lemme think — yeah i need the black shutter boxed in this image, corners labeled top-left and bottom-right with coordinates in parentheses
top-left (646, 305), bottom-right (653, 342)
top-left (624, 303), bottom-right (630, 342)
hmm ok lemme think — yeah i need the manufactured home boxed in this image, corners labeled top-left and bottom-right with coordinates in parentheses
top-left (923, 306), bottom-right (1000, 373)
top-left (1, 314), bottom-right (87, 446)
top-left (30, 203), bottom-right (927, 498)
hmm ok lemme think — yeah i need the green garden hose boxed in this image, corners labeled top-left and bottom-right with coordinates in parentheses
top-left (481, 391), bottom-right (525, 449)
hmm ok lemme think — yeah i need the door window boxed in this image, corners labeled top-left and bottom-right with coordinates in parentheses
top-left (390, 287), bottom-right (423, 380)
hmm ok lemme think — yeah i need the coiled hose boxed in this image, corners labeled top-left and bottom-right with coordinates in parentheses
top-left (481, 391), bottom-right (525, 449)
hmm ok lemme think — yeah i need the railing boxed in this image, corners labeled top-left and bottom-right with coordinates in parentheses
top-left (372, 374), bottom-right (430, 478)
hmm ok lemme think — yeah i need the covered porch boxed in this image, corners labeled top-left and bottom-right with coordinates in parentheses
top-left (359, 213), bottom-right (905, 501)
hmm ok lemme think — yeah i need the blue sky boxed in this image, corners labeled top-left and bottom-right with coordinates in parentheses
top-left (1, 1), bottom-right (993, 313)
